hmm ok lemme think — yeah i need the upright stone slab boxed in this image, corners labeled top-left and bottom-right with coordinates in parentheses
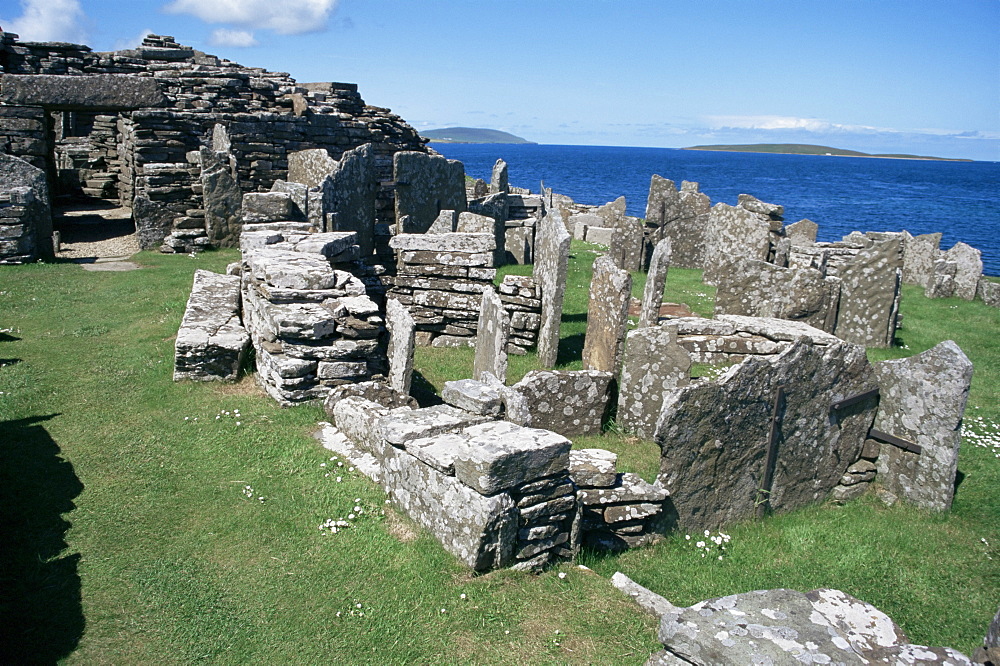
top-left (582, 255), bottom-right (632, 375)
top-left (200, 125), bottom-right (242, 247)
top-left (618, 326), bottom-right (691, 440)
top-left (490, 158), bottom-right (509, 194)
top-left (644, 176), bottom-right (711, 270)
top-left (473, 286), bottom-right (510, 383)
top-left (902, 231), bottom-right (942, 287)
top-left (714, 258), bottom-right (841, 334)
top-left (926, 258), bottom-right (958, 299)
top-left (288, 148), bottom-right (339, 188)
top-left (533, 210), bottom-right (572, 367)
top-left (173, 270), bottom-right (249, 381)
top-left (834, 237), bottom-right (902, 348)
top-left (872, 340), bottom-right (973, 512)
top-left (322, 143), bottom-right (378, 258)
top-left (393, 151), bottom-right (467, 233)
top-left (703, 203), bottom-right (772, 284)
top-left (385, 297), bottom-right (415, 394)
top-left (610, 215), bottom-right (645, 272)
top-left (639, 239), bottom-right (672, 328)
top-left (654, 334), bottom-right (877, 532)
top-left (943, 242), bottom-right (983, 301)
top-left (785, 219), bottom-right (818, 246)
top-left (512, 370), bottom-right (613, 437)
top-left (979, 280), bottom-right (1000, 307)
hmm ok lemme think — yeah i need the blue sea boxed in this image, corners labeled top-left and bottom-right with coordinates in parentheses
top-left (432, 144), bottom-right (1000, 276)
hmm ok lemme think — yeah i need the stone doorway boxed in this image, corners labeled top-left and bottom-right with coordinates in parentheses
top-left (54, 200), bottom-right (138, 261)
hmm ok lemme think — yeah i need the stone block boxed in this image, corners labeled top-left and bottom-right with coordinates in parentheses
top-left (582, 255), bottom-right (632, 375)
top-left (288, 148), bottom-right (338, 188)
top-left (381, 404), bottom-right (491, 447)
top-left (0, 73), bottom-right (167, 108)
top-left (585, 226), bottom-right (614, 246)
top-left (512, 369), bottom-right (613, 436)
top-left (786, 218), bottom-right (818, 246)
top-left (639, 239), bottom-right (671, 328)
top-left (978, 279), bottom-right (1000, 307)
top-left (390, 232), bottom-right (495, 254)
top-left (943, 242), bottom-right (983, 300)
top-left (393, 151), bottom-right (466, 233)
top-left (902, 231), bottom-right (941, 287)
top-left (533, 211), bottom-right (572, 367)
top-left (473, 286), bottom-right (509, 383)
top-left (873, 340), bottom-right (973, 511)
top-left (569, 449), bottom-right (619, 488)
top-left (442, 379), bottom-right (503, 417)
top-left (242, 191), bottom-right (296, 224)
top-left (173, 270), bottom-right (249, 381)
top-left (618, 326), bottom-right (691, 440)
top-left (385, 297), bottom-right (415, 394)
top-left (834, 237), bottom-right (902, 348)
top-left (453, 421), bottom-right (572, 496)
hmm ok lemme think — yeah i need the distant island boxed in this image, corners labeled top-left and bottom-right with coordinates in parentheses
top-left (682, 143), bottom-right (972, 162)
top-left (421, 127), bottom-right (536, 144)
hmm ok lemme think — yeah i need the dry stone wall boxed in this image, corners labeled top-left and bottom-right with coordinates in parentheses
top-left (0, 152), bottom-right (51, 262)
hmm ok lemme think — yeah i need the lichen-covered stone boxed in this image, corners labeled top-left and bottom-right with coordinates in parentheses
top-left (173, 270), bottom-right (248, 381)
top-left (785, 218), bottom-right (818, 246)
top-left (582, 255), bottom-right (632, 375)
top-left (512, 369), bottom-right (613, 436)
top-left (534, 211), bottom-right (572, 367)
top-left (380, 404), bottom-right (491, 447)
top-left (473, 286), bottom-right (509, 383)
top-left (453, 421), bottom-right (572, 495)
top-left (873, 340), bottom-right (973, 511)
top-left (902, 231), bottom-right (942, 287)
top-left (639, 239), bottom-right (671, 328)
top-left (943, 242), bottom-right (983, 301)
top-left (393, 151), bottom-right (467, 233)
top-left (654, 334), bottom-right (877, 532)
top-left (569, 449), bottom-right (619, 488)
top-left (703, 203), bottom-right (772, 284)
top-left (834, 237), bottom-right (902, 348)
top-left (442, 379), bottom-right (503, 416)
top-left (385, 297), bottom-right (415, 394)
top-left (618, 326), bottom-right (691, 440)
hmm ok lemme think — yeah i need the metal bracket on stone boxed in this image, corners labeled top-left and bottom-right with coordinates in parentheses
top-left (830, 387), bottom-right (880, 412)
top-left (756, 385), bottom-right (785, 518)
top-left (868, 428), bottom-right (922, 455)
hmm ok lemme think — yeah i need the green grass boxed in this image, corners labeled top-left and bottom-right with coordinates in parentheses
top-left (2, 246), bottom-right (998, 662)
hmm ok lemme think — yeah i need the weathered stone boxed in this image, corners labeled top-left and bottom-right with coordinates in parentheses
top-left (902, 231), bottom-right (942, 287)
top-left (316, 360), bottom-right (367, 379)
top-left (292, 231), bottom-right (358, 259)
top-left (393, 151), bottom-right (466, 233)
top-left (288, 148), bottom-right (339, 188)
top-left (0, 152), bottom-right (51, 262)
top-left (926, 258), bottom-right (958, 299)
top-left (703, 203), bottom-right (772, 284)
top-left (654, 334), bottom-right (877, 532)
top-left (611, 572), bottom-right (680, 618)
top-left (330, 396), bottom-right (391, 456)
top-left (584, 225), bottom-right (614, 246)
top-left (321, 143), bottom-right (378, 257)
top-left (323, 381), bottom-right (417, 414)
top-left (381, 444), bottom-right (517, 571)
top-left (569, 449), bottom-right (619, 488)
top-left (979, 280), bottom-right (1000, 307)
top-left (785, 219), bottom-right (818, 246)
top-left (385, 297), bottom-right (415, 394)
top-left (473, 286), bottom-right (510, 383)
top-left (944, 242), bottom-right (983, 301)
top-left (533, 210), bottom-right (572, 367)
top-left (610, 215), bottom-right (645, 272)
top-left (490, 158), bottom-right (508, 194)
top-left (453, 421), bottom-right (571, 495)
top-left (512, 370), bottom-right (613, 436)
top-left (986, 606), bottom-right (1000, 648)
top-left (618, 326), bottom-right (692, 440)
top-left (0, 73), bottom-right (167, 108)
top-left (639, 239), bottom-right (672, 328)
top-left (173, 270), bottom-right (249, 381)
top-left (714, 258), bottom-right (841, 333)
top-left (578, 472), bottom-right (668, 505)
top-left (441, 379), bottom-right (502, 416)
top-left (390, 232), bottom-right (495, 254)
top-left (582, 255), bottom-right (632, 375)
top-left (714, 314), bottom-right (842, 345)
top-left (737, 193), bottom-right (783, 220)
top-left (242, 192), bottom-right (296, 224)
top-left (198, 125), bottom-right (242, 247)
top-left (133, 194), bottom-right (174, 250)
top-left (247, 249), bottom-right (336, 289)
top-left (381, 404), bottom-right (490, 447)
top-left (834, 237), bottom-right (902, 348)
top-left (456, 211), bottom-right (495, 234)
top-left (479, 371), bottom-right (532, 426)
top-left (873, 340), bottom-right (973, 512)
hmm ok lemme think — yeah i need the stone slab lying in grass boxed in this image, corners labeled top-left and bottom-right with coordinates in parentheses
top-left (173, 269), bottom-right (249, 381)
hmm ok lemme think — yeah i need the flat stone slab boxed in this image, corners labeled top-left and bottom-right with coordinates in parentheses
top-left (381, 404), bottom-right (491, 447)
top-left (453, 421), bottom-right (572, 495)
top-left (173, 270), bottom-right (249, 382)
top-left (247, 249), bottom-right (337, 290)
top-left (442, 379), bottom-right (503, 416)
top-left (618, 326), bottom-right (691, 440)
top-left (389, 232), bottom-right (495, 253)
top-left (577, 472), bottom-right (667, 505)
top-left (569, 449), bottom-right (619, 488)
top-left (715, 314), bottom-right (841, 345)
top-left (0, 73), bottom-right (168, 108)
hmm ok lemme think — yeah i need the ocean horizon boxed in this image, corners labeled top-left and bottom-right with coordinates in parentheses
top-left (432, 143), bottom-right (1000, 276)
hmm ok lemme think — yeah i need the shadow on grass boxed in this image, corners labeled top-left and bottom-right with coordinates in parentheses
top-left (556, 334), bottom-right (586, 366)
top-left (410, 370), bottom-right (444, 408)
top-left (0, 414), bottom-right (85, 663)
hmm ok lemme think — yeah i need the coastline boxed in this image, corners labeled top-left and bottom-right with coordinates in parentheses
top-left (681, 146), bottom-right (973, 163)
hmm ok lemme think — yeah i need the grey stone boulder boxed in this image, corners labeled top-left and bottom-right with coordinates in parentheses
top-left (873, 340), bottom-right (973, 511)
top-left (242, 192), bottom-right (297, 224)
top-left (442, 379), bottom-right (503, 416)
top-left (534, 211), bottom-right (572, 367)
top-left (381, 404), bottom-right (491, 448)
top-left (512, 369), bottom-right (613, 436)
top-left (639, 239), bottom-right (672, 328)
top-left (785, 218), bottom-right (818, 246)
top-left (944, 242), bottom-right (984, 301)
top-left (978, 280), bottom-right (1000, 307)
top-left (902, 231), bottom-right (942, 287)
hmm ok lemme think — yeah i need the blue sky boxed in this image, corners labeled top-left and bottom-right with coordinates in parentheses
top-left (2, 0), bottom-right (997, 160)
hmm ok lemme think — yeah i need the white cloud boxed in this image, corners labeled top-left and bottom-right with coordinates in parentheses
top-left (1, 0), bottom-right (89, 43)
top-left (706, 115), bottom-right (879, 133)
top-left (210, 29), bottom-right (259, 47)
top-left (164, 0), bottom-right (339, 35)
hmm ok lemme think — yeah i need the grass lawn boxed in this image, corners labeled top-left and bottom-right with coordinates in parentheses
top-left (1, 243), bottom-right (997, 663)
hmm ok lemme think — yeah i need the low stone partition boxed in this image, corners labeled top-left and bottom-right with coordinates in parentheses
top-left (571, 449), bottom-right (668, 551)
top-left (665, 314), bottom-right (840, 366)
top-left (240, 231), bottom-right (388, 406)
top-left (329, 397), bottom-right (578, 571)
top-left (173, 269), bottom-right (250, 381)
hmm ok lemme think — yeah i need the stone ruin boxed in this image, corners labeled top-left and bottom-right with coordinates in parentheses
top-left (0, 31), bottom-right (426, 263)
